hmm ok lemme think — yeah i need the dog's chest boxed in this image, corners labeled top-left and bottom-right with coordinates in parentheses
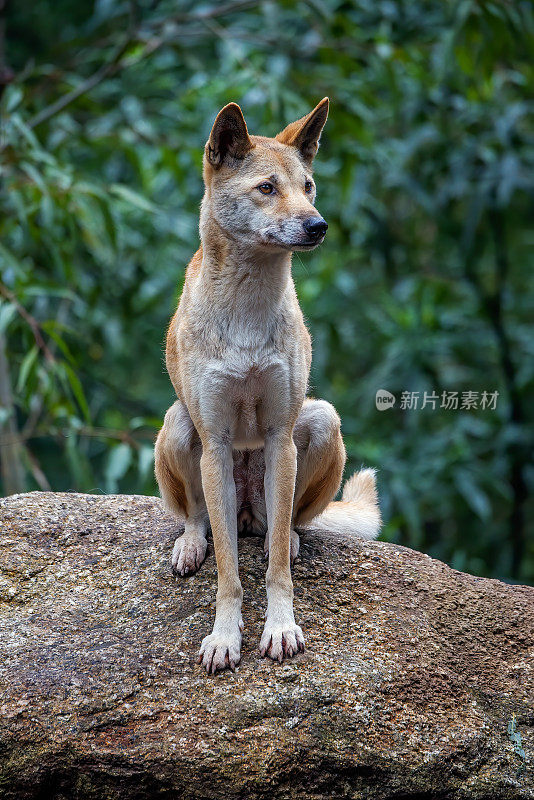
top-left (208, 351), bottom-right (290, 449)
top-left (184, 276), bottom-right (307, 448)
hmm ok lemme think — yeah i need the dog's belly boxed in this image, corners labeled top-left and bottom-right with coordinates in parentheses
top-left (233, 449), bottom-right (267, 534)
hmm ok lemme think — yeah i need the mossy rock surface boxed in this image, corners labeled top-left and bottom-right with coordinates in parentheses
top-left (0, 492), bottom-right (532, 799)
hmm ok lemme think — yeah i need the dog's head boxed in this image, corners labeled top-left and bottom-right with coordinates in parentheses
top-left (202, 99), bottom-right (329, 252)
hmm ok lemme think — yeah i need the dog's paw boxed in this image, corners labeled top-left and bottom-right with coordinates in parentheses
top-left (171, 533), bottom-right (207, 576)
top-left (260, 620), bottom-right (305, 662)
top-left (197, 629), bottom-right (242, 674)
top-left (264, 530), bottom-right (300, 565)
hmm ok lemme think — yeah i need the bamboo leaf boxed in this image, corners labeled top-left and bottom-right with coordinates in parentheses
top-left (17, 345), bottom-right (39, 393)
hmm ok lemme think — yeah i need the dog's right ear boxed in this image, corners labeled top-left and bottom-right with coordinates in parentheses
top-left (205, 103), bottom-right (253, 168)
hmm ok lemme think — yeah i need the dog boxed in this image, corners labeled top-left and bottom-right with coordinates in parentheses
top-left (155, 98), bottom-right (381, 674)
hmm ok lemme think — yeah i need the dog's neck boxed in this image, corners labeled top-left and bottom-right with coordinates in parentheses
top-left (198, 216), bottom-right (293, 310)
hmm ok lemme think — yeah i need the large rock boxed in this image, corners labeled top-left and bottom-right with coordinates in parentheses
top-left (0, 492), bottom-right (532, 799)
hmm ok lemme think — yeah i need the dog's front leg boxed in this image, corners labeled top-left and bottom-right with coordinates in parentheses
top-left (197, 438), bottom-right (243, 673)
top-left (260, 430), bottom-right (305, 661)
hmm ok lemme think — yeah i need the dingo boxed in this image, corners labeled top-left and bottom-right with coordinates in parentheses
top-left (155, 99), bottom-right (381, 673)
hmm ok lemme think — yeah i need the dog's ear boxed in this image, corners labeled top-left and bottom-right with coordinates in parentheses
top-left (275, 98), bottom-right (329, 165)
top-left (206, 103), bottom-right (253, 168)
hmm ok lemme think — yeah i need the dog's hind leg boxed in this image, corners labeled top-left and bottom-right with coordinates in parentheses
top-left (293, 399), bottom-right (345, 519)
top-left (291, 398), bottom-right (346, 555)
top-left (155, 401), bottom-right (209, 576)
top-left (293, 399), bottom-right (380, 541)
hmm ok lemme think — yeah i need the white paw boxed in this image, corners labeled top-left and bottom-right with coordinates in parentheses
top-left (171, 533), bottom-right (207, 576)
top-left (198, 629), bottom-right (242, 674)
top-left (260, 620), bottom-right (305, 662)
top-left (264, 530), bottom-right (300, 565)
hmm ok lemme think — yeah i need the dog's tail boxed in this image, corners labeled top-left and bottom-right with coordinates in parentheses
top-left (297, 468), bottom-right (381, 540)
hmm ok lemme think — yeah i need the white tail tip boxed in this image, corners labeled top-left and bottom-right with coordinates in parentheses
top-left (299, 468), bottom-right (381, 540)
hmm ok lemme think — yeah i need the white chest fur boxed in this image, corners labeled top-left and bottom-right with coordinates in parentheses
top-left (179, 249), bottom-right (308, 447)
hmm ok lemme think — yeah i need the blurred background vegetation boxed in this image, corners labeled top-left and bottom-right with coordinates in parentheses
top-left (1, 0), bottom-right (532, 582)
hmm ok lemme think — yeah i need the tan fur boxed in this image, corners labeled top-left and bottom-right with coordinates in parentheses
top-left (155, 99), bottom-right (381, 673)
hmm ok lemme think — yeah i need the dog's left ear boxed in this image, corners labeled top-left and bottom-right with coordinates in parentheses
top-left (206, 103), bottom-right (254, 168)
top-left (275, 97), bottom-right (329, 165)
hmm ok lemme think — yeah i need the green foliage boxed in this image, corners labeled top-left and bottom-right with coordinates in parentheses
top-left (1, 0), bottom-right (533, 581)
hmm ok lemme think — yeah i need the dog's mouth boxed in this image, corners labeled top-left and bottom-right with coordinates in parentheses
top-left (289, 234), bottom-right (326, 251)
top-left (265, 233), bottom-right (326, 250)
top-left (297, 235), bottom-right (326, 248)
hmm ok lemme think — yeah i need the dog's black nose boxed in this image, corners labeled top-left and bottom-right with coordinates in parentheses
top-left (303, 217), bottom-right (328, 239)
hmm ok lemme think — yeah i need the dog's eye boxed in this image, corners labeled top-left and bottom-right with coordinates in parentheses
top-left (304, 180), bottom-right (313, 193)
top-left (258, 183), bottom-right (275, 195)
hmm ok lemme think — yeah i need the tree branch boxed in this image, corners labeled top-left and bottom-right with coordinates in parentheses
top-left (27, 36), bottom-right (133, 130)
top-left (0, 282), bottom-right (54, 361)
top-left (168, 0), bottom-right (259, 23)
top-left (26, 0), bottom-right (260, 131)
